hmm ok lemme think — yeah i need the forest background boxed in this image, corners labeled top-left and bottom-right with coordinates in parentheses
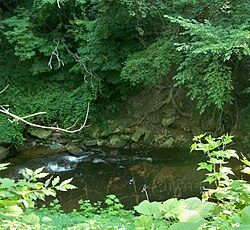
top-left (1, 0), bottom-right (250, 148)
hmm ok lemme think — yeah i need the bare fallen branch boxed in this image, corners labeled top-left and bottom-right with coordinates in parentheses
top-left (0, 103), bottom-right (90, 133)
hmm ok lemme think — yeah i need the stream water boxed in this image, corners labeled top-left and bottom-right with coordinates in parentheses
top-left (0, 146), bottom-right (206, 211)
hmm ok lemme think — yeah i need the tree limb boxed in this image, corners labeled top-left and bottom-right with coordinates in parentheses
top-left (0, 103), bottom-right (90, 133)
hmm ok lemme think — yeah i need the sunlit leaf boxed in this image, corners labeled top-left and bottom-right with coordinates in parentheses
top-left (134, 200), bottom-right (162, 218)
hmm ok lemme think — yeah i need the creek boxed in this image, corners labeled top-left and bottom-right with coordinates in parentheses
top-left (0, 146), bottom-right (205, 212)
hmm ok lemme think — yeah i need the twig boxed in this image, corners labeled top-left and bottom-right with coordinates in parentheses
top-left (17, 112), bottom-right (47, 120)
top-left (0, 85), bottom-right (9, 94)
top-left (0, 103), bottom-right (90, 133)
top-left (48, 39), bottom-right (64, 69)
top-left (141, 184), bottom-right (149, 201)
top-left (57, 0), bottom-right (61, 8)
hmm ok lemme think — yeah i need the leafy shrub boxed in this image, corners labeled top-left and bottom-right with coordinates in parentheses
top-left (0, 164), bottom-right (76, 229)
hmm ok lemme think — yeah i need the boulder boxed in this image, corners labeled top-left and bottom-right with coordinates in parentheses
top-left (82, 139), bottom-right (98, 147)
top-left (29, 128), bottom-right (52, 139)
top-left (0, 146), bottom-right (9, 161)
top-left (97, 140), bottom-right (108, 147)
top-left (131, 128), bottom-right (145, 142)
top-left (144, 130), bottom-right (154, 144)
top-left (65, 144), bottom-right (83, 156)
top-left (161, 116), bottom-right (176, 128)
top-left (109, 135), bottom-right (127, 148)
top-left (49, 142), bottom-right (63, 151)
top-left (159, 137), bottom-right (175, 148)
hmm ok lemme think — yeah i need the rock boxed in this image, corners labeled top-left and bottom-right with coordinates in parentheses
top-left (49, 142), bottom-right (63, 151)
top-left (29, 128), bottom-right (52, 139)
top-left (120, 134), bottom-right (131, 141)
top-left (0, 146), bottom-right (18, 161)
top-left (131, 128), bottom-right (145, 142)
top-left (0, 146), bottom-right (9, 161)
top-left (89, 127), bottom-right (101, 138)
top-left (109, 135), bottom-right (127, 148)
top-left (159, 137), bottom-right (175, 148)
top-left (66, 144), bottom-right (83, 156)
top-left (201, 118), bottom-right (217, 131)
top-left (144, 130), bottom-right (154, 144)
top-left (82, 139), bottom-right (98, 147)
top-left (161, 116), bottom-right (176, 127)
top-left (97, 140), bottom-right (108, 147)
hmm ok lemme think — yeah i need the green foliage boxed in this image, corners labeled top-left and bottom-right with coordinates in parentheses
top-left (191, 134), bottom-right (250, 229)
top-left (121, 36), bottom-right (181, 85)
top-left (0, 164), bottom-right (76, 229)
top-left (166, 15), bottom-right (250, 112)
top-left (3, 14), bottom-right (46, 60)
top-left (134, 197), bottom-right (214, 229)
top-left (0, 120), bottom-right (25, 144)
top-left (1, 0), bottom-right (250, 141)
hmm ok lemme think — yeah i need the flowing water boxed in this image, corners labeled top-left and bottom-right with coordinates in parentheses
top-left (0, 146), bottom-right (206, 211)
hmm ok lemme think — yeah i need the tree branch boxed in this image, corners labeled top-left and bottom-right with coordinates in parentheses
top-left (0, 103), bottom-right (90, 133)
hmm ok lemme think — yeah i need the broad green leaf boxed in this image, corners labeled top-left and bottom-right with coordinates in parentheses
top-left (203, 175), bottom-right (216, 184)
top-left (193, 134), bottom-right (206, 141)
top-left (220, 166), bottom-right (235, 175)
top-left (134, 215), bottom-right (153, 229)
top-left (134, 200), bottom-right (162, 218)
top-left (197, 162), bottom-right (212, 172)
top-left (242, 158), bottom-right (250, 167)
top-left (34, 167), bottom-right (45, 175)
top-left (59, 178), bottom-right (73, 186)
top-left (190, 143), bottom-right (197, 152)
top-left (241, 167), bottom-right (250, 174)
top-left (23, 168), bottom-right (33, 177)
top-left (160, 198), bottom-right (186, 218)
top-left (208, 158), bottom-right (227, 165)
top-left (42, 216), bottom-right (53, 223)
top-left (22, 213), bottom-right (40, 225)
top-left (34, 173), bottom-right (49, 179)
top-left (4, 205), bottom-right (23, 217)
top-left (45, 176), bottom-right (52, 187)
top-left (178, 209), bottom-right (204, 223)
top-left (0, 163), bottom-right (10, 171)
top-left (222, 135), bottom-right (233, 145)
top-left (43, 188), bottom-right (56, 197)
top-left (52, 176), bottom-right (60, 186)
top-left (0, 178), bottom-right (16, 188)
top-left (240, 206), bottom-right (250, 224)
top-left (0, 200), bottom-right (17, 206)
top-left (224, 149), bottom-right (239, 159)
top-left (0, 191), bottom-right (15, 198)
top-left (170, 222), bottom-right (201, 230)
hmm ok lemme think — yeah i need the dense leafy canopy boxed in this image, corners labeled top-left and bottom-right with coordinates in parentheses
top-left (1, 0), bottom-right (250, 142)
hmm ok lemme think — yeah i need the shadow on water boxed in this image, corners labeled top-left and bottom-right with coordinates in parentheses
top-left (0, 146), bottom-right (206, 212)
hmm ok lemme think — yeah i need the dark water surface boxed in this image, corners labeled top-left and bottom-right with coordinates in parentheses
top-left (0, 147), bottom-right (206, 211)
